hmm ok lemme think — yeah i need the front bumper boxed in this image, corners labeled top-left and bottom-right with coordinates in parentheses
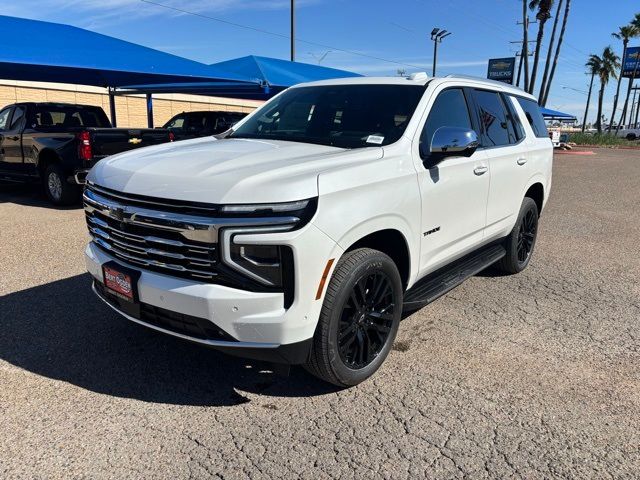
top-left (85, 223), bottom-right (342, 362)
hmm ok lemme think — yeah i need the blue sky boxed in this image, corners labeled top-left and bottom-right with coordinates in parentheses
top-left (3, 0), bottom-right (639, 122)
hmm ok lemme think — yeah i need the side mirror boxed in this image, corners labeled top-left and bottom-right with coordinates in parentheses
top-left (423, 127), bottom-right (479, 166)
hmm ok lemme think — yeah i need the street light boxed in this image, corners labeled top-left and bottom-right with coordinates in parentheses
top-left (431, 28), bottom-right (452, 77)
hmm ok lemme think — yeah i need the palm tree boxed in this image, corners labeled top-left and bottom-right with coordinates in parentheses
top-left (608, 25), bottom-right (639, 132)
top-left (528, 0), bottom-right (554, 94)
top-left (616, 14), bottom-right (640, 133)
top-left (582, 54), bottom-right (601, 133)
top-left (594, 47), bottom-right (620, 133)
top-left (541, 0), bottom-right (571, 106)
top-left (538, 0), bottom-right (563, 103)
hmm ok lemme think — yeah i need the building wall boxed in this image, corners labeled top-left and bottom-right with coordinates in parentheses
top-left (0, 80), bottom-right (262, 128)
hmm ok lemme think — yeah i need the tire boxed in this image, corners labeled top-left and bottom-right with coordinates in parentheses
top-left (496, 197), bottom-right (539, 274)
top-left (626, 133), bottom-right (637, 141)
top-left (43, 163), bottom-right (79, 206)
top-left (305, 248), bottom-right (403, 387)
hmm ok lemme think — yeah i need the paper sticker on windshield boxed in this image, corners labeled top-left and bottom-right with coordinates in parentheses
top-left (366, 135), bottom-right (384, 145)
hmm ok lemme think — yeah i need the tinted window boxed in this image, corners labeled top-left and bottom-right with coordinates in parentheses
top-left (231, 85), bottom-right (424, 148)
top-left (516, 97), bottom-right (549, 138)
top-left (0, 107), bottom-right (12, 130)
top-left (165, 115), bottom-right (185, 129)
top-left (473, 90), bottom-right (513, 147)
top-left (9, 106), bottom-right (25, 130)
top-left (31, 106), bottom-right (110, 129)
top-left (502, 95), bottom-right (525, 141)
top-left (185, 113), bottom-right (208, 130)
top-left (420, 88), bottom-right (473, 153)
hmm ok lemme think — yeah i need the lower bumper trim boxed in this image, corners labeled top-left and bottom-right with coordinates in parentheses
top-left (92, 282), bottom-right (279, 350)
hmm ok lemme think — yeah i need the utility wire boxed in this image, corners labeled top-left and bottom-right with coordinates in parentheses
top-left (140, 0), bottom-right (425, 70)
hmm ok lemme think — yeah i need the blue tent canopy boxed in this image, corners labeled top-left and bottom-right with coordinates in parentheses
top-left (540, 107), bottom-right (577, 122)
top-left (117, 56), bottom-right (362, 100)
top-left (0, 15), bottom-right (250, 87)
top-left (211, 55), bottom-right (362, 90)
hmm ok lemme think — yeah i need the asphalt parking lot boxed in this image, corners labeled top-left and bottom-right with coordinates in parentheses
top-left (1, 148), bottom-right (639, 479)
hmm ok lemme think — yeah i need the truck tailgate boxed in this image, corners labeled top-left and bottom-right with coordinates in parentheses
top-left (90, 128), bottom-right (171, 158)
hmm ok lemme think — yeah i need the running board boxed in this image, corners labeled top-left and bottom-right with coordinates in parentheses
top-left (403, 244), bottom-right (506, 312)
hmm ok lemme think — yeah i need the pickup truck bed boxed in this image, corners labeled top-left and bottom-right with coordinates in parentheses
top-left (0, 102), bottom-right (172, 204)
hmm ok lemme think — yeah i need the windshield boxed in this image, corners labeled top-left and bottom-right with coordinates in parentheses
top-left (230, 84), bottom-right (425, 148)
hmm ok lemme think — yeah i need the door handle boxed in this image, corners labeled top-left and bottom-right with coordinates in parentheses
top-left (517, 157), bottom-right (527, 166)
top-left (473, 166), bottom-right (488, 176)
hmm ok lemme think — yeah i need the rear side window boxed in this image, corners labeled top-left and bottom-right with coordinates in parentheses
top-left (420, 88), bottom-right (473, 152)
top-left (472, 89), bottom-right (517, 147)
top-left (516, 97), bottom-right (548, 138)
top-left (32, 106), bottom-right (110, 129)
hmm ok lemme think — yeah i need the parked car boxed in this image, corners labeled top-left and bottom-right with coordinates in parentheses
top-left (163, 110), bottom-right (247, 141)
top-left (0, 102), bottom-right (173, 205)
top-left (616, 126), bottom-right (640, 140)
top-left (84, 74), bottom-right (552, 387)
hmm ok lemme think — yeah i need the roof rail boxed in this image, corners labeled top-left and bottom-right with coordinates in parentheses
top-left (444, 74), bottom-right (526, 91)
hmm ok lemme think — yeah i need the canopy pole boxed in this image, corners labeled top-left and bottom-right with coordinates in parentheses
top-left (290, 0), bottom-right (295, 61)
top-left (108, 87), bottom-right (117, 127)
top-left (146, 93), bottom-right (154, 128)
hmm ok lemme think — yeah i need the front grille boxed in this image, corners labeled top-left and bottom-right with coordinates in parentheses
top-left (84, 186), bottom-right (219, 281)
top-left (94, 280), bottom-right (236, 342)
top-left (84, 183), bottom-right (302, 300)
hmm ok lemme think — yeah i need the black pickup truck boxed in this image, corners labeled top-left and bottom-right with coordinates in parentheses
top-left (163, 110), bottom-right (247, 141)
top-left (0, 102), bottom-right (173, 205)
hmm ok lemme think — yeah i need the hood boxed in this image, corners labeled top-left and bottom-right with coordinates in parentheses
top-left (88, 136), bottom-right (383, 204)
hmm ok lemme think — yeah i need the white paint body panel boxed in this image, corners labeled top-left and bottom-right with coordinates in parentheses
top-left (85, 75), bottom-right (553, 348)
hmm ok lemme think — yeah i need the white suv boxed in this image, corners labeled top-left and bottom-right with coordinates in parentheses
top-left (84, 74), bottom-right (552, 387)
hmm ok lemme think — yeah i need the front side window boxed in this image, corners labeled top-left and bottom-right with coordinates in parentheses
top-left (165, 115), bottom-right (185, 129)
top-left (473, 90), bottom-right (514, 147)
top-left (231, 84), bottom-right (425, 149)
top-left (516, 97), bottom-right (549, 138)
top-left (420, 88), bottom-right (473, 154)
top-left (9, 106), bottom-right (25, 130)
top-left (0, 107), bottom-right (12, 130)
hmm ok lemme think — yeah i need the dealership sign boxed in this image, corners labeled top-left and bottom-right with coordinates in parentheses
top-left (622, 46), bottom-right (640, 78)
top-left (487, 57), bottom-right (516, 84)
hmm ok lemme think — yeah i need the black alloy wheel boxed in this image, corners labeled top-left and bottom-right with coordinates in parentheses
top-left (304, 248), bottom-right (403, 387)
top-left (517, 208), bottom-right (537, 264)
top-left (337, 272), bottom-right (396, 369)
top-left (495, 196), bottom-right (539, 274)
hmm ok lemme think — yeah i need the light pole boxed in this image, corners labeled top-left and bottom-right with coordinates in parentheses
top-left (430, 28), bottom-right (451, 77)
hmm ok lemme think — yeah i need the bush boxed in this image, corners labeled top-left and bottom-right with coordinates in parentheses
top-left (568, 132), bottom-right (638, 147)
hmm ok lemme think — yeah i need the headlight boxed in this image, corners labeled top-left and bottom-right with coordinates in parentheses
top-left (219, 199), bottom-right (317, 287)
top-left (221, 200), bottom-right (309, 214)
top-left (229, 243), bottom-right (284, 286)
top-left (221, 224), bottom-right (294, 287)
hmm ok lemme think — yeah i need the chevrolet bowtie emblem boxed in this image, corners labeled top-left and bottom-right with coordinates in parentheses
top-left (128, 137), bottom-right (142, 145)
top-left (108, 207), bottom-right (125, 221)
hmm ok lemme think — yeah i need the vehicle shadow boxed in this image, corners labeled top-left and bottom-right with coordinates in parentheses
top-left (0, 273), bottom-right (339, 406)
top-left (0, 181), bottom-right (82, 210)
